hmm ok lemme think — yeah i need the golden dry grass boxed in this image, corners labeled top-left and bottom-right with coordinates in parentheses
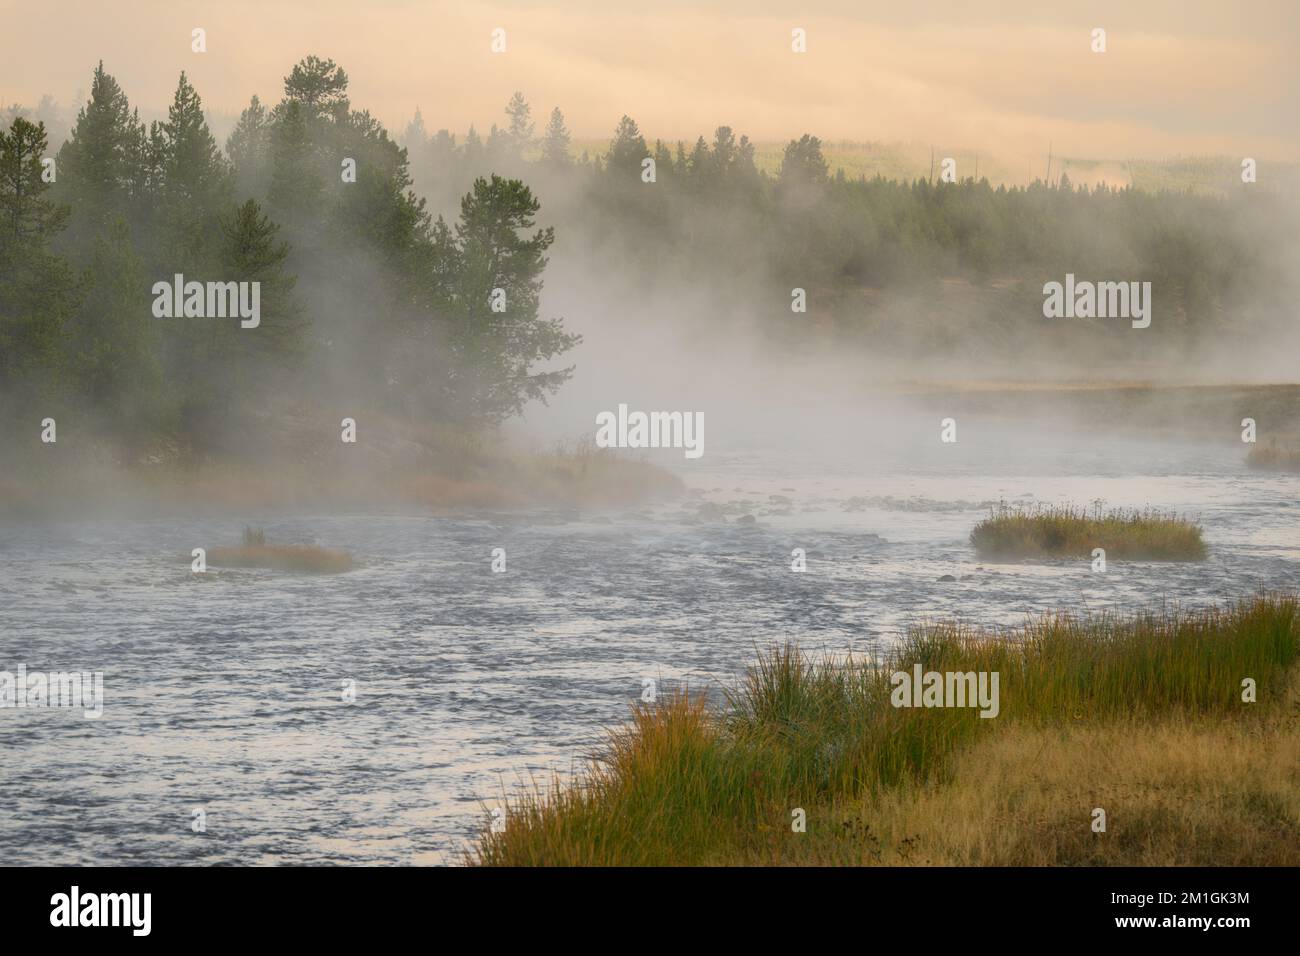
top-left (473, 596), bottom-right (1299, 866)
top-left (771, 701), bottom-right (1300, 865)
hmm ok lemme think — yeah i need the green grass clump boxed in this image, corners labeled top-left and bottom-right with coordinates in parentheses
top-left (970, 501), bottom-right (1206, 561)
top-left (472, 594), bottom-right (1298, 866)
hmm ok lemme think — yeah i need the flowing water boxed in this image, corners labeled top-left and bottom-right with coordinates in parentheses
top-left (2, 423), bottom-right (1298, 865)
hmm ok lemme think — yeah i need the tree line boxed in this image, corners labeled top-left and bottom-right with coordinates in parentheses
top-left (1, 56), bottom-right (578, 461)
top-left (404, 98), bottom-right (1292, 360)
top-left (4, 59), bottom-right (1293, 464)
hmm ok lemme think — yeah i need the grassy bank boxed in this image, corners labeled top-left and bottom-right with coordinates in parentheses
top-left (472, 595), bottom-right (1299, 865)
top-left (1246, 442), bottom-right (1300, 473)
top-left (970, 502), bottom-right (1207, 561)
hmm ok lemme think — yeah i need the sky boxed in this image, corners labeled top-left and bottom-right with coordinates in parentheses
top-left (3, 0), bottom-right (1297, 161)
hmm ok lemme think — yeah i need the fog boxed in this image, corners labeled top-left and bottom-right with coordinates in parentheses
top-left (6, 3), bottom-right (1300, 875)
top-left (505, 163), bottom-right (1300, 468)
top-left (2, 8), bottom-right (1299, 518)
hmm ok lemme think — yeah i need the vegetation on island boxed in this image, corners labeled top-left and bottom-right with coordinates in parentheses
top-left (204, 525), bottom-right (354, 573)
top-left (970, 502), bottom-right (1207, 561)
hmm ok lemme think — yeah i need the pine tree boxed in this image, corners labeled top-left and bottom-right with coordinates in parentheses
top-left (0, 117), bottom-right (78, 384)
top-left (121, 108), bottom-right (161, 232)
top-left (540, 108), bottom-right (571, 166)
top-left (711, 126), bottom-right (736, 175)
top-left (403, 108), bottom-right (429, 149)
top-left (283, 55), bottom-right (350, 119)
top-left (463, 125), bottom-right (484, 167)
top-left (219, 199), bottom-right (299, 356)
top-left (778, 134), bottom-right (830, 186)
top-left (267, 99), bottom-right (323, 227)
top-left (401, 108), bottom-right (431, 177)
top-left (687, 136), bottom-right (709, 178)
top-left (442, 175), bottom-right (580, 424)
top-left (67, 217), bottom-right (162, 443)
top-left (333, 106), bottom-right (433, 278)
top-left (505, 92), bottom-right (533, 158)
top-left (0, 117), bottom-right (68, 248)
top-left (171, 199), bottom-right (300, 434)
top-left (227, 95), bottom-right (271, 199)
top-left (54, 62), bottom-right (141, 246)
top-left (736, 135), bottom-right (758, 179)
top-left (653, 140), bottom-right (673, 180)
top-left (485, 123), bottom-right (509, 167)
top-left (607, 116), bottom-right (648, 178)
top-left (156, 72), bottom-right (230, 269)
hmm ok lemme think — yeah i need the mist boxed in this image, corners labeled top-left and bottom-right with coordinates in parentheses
top-left (5, 4), bottom-right (1300, 881)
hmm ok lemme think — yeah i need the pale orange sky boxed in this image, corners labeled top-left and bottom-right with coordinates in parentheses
top-left (2, 0), bottom-right (1297, 161)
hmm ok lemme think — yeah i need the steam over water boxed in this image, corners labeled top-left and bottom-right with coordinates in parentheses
top-left (2, 427), bottom-right (1298, 864)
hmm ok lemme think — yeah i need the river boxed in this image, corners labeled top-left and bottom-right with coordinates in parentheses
top-left (2, 423), bottom-right (1297, 864)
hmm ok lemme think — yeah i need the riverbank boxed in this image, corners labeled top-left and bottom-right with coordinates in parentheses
top-left (898, 381), bottom-right (1300, 447)
top-left (0, 435), bottom-right (684, 520)
top-left (472, 595), bottom-right (1300, 865)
